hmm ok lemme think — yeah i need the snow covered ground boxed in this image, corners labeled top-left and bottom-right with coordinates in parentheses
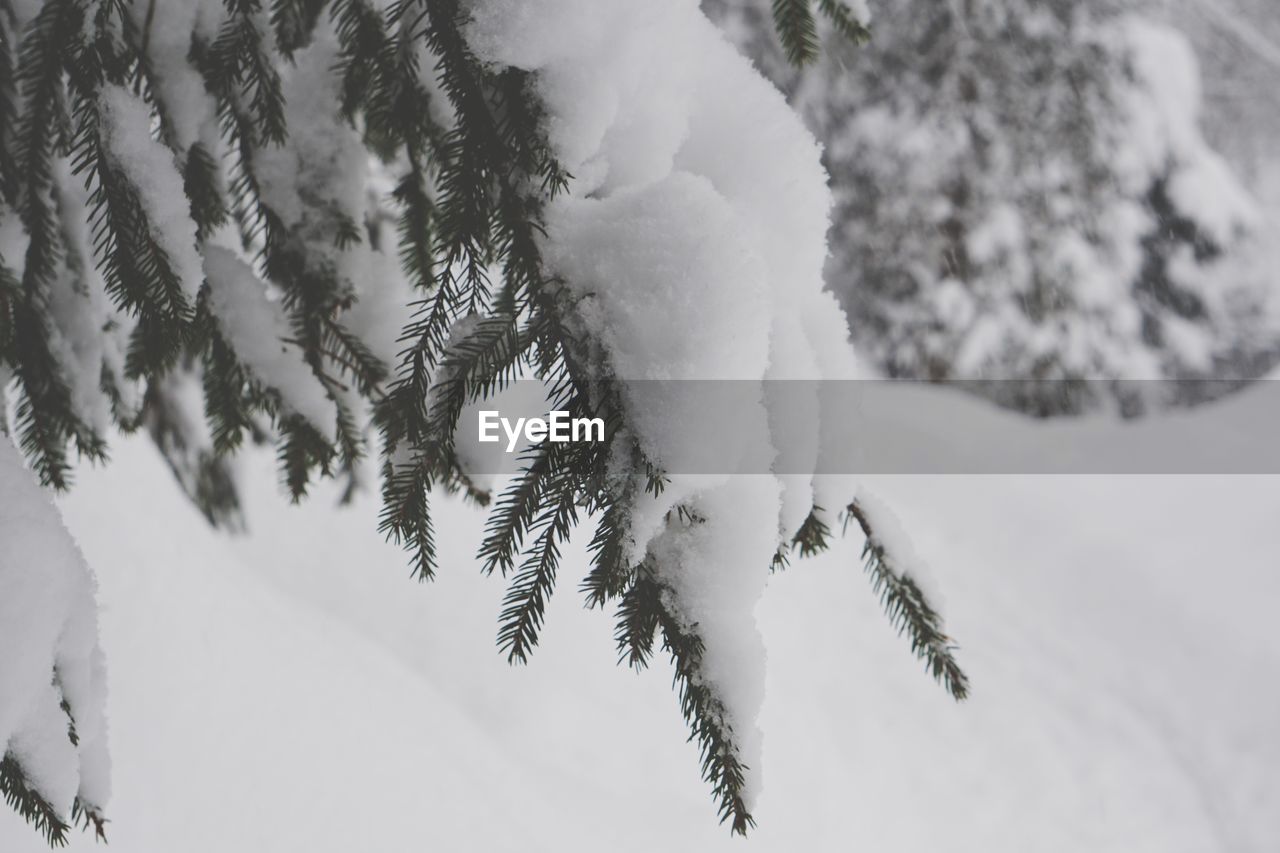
top-left (2, 384), bottom-right (1278, 851)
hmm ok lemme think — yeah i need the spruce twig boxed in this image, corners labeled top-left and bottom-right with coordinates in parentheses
top-left (771, 0), bottom-right (821, 66)
top-left (845, 498), bottom-right (969, 701)
top-left (0, 754), bottom-right (71, 847)
top-left (656, 599), bottom-right (756, 836)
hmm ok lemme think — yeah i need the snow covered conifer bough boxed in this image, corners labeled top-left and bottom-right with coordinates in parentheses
top-left (0, 0), bottom-right (965, 840)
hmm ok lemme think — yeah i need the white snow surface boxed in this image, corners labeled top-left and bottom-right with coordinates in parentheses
top-left (1, 383), bottom-right (1278, 851)
top-left (0, 439), bottom-right (110, 816)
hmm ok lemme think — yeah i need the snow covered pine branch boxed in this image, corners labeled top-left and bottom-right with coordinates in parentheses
top-left (0, 0), bottom-right (965, 839)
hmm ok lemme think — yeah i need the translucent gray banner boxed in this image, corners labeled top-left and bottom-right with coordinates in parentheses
top-left (453, 380), bottom-right (1280, 474)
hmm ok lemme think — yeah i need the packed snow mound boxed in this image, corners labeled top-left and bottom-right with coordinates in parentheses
top-left (0, 439), bottom-right (109, 818)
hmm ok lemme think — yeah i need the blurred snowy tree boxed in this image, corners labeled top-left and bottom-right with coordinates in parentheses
top-left (0, 0), bottom-right (962, 842)
top-left (711, 0), bottom-right (1280, 414)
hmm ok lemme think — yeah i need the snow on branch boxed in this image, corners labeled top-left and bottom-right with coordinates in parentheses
top-left (0, 437), bottom-right (109, 845)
